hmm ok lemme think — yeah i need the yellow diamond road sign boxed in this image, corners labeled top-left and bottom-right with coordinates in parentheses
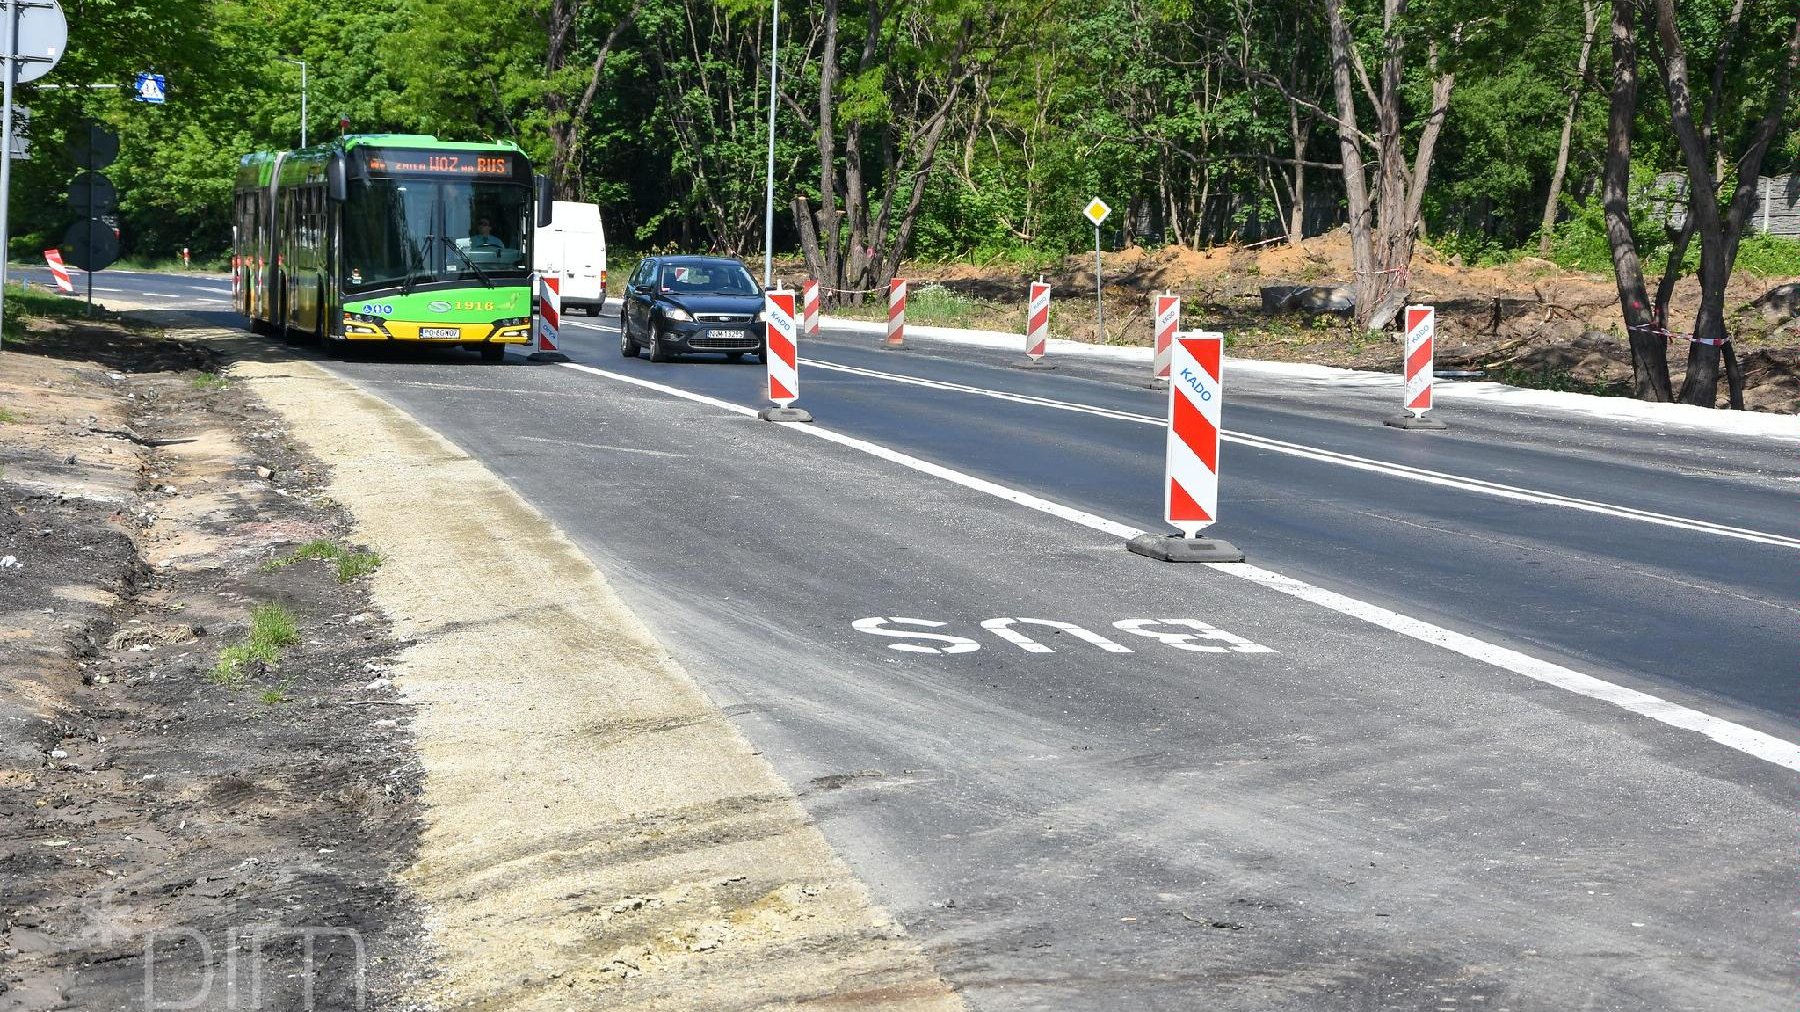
top-left (1083, 198), bottom-right (1111, 227)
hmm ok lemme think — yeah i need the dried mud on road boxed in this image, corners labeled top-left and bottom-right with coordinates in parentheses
top-left (4, 307), bottom-right (961, 1010)
top-left (0, 318), bottom-right (426, 1010)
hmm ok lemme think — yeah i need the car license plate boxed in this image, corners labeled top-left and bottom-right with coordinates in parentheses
top-left (420, 327), bottom-right (460, 340)
top-left (707, 329), bottom-right (742, 341)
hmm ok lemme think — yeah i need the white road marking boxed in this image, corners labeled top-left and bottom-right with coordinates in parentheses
top-left (806, 358), bottom-right (1800, 551)
top-left (558, 358), bottom-right (1800, 774)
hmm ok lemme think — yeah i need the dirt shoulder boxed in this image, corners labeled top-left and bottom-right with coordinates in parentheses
top-left (0, 317), bottom-right (427, 1009)
top-left (225, 340), bottom-right (960, 1011)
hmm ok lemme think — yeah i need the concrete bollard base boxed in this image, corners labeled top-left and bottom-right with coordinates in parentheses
top-left (1126, 533), bottom-right (1245, 564)
top-left (1146, 378), bottom-right (1170, 390)
top-left (1383, 413), bottom-right (1448, 430)
top-left (758, 406), bottom-right (815, 423)
top-left (526, 351), bottom-right (571, 363)
top-left (1013, 358), bottom-right (1056, 370)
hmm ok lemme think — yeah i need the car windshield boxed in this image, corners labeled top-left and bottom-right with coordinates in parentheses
top-left (660, 262), bottom-right (758, 296)
top-left (343, 178), bottom-right (532, 292)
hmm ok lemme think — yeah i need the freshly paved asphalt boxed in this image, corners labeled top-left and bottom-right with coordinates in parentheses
top-left (34, 269), bottom-right (1800, 1011)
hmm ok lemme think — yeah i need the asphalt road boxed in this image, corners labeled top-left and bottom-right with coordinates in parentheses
top-left (34, 268), bottom-right (1800, 1011)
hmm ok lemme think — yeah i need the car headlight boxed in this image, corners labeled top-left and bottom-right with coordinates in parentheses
top-left (664, 307), bottom-right (693, 322)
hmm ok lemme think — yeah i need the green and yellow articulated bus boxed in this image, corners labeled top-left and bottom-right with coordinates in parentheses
top-left (233, 134), bottom-right (551, 360)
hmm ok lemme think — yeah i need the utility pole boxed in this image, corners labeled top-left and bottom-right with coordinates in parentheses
top-left (1, 0), bottom-right (19, 344)
top-left (761, 0), bottom-right (778, 288)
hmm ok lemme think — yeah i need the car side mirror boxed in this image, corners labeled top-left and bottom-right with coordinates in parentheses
top-left (535, 174), bottom-right (553, 227)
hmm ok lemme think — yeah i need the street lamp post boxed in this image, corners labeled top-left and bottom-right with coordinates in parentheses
top-left (761, 0), bottom-right (777, 288)
top-left (283, 58), bottom-right (307, 148)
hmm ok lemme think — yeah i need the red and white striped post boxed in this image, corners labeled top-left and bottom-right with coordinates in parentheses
top-left (44, 250), bottom-right (73, 293)
top-left (529, 274), bottom-right (568, 361)
top-left (1015, 278), bottom-right (1055, 370)
top-left (802, 278), bottom-right (821, 336)
top-left (759, 287), bottom-right (813, 422)
top-left (885, 277), bottom-right (907, 349)
top-left (1150, 292), bottom-right (1178, 386)
top-left (1128, 331), bottom-right (1244, 563)
top-left (1384, 304), bottom-right (1448, 430)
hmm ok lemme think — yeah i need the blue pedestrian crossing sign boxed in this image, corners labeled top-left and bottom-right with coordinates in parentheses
top-left (133, 73), bottom-right (166, 105)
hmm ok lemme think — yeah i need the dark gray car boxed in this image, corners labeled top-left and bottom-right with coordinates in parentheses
top-left (619, 256), bottom-right (765, 362)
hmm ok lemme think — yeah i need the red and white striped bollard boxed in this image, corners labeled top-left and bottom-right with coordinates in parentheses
top-left (1384, 305), bottom-right (1447, 430)
top-left (1151, 292), bottom-right (1178, 386)
top-left (529, 274), bottom-right (568, 361)
top-left (1128, 331), bottom-right (1244, 563)
top-left (802, 279), bottom-right (821, 336)
top-left (1015, 279), bottom-right (1055, 370)
top-left (759, 288), bottom-right (813, 422)
top-left (885, 278), bottom-right (907, 349)
top-left (44, 249), bottom-right (73, 293)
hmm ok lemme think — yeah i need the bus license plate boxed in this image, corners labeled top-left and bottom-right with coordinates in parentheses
top-left (420, 327), bottom-right (460, 340)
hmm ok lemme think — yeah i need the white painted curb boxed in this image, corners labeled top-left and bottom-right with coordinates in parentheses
top-left (820, 315), bottom-right (1800, 442)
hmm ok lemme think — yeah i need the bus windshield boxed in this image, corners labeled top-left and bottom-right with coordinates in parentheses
top-left (343, 177), bottom-right (532, 292)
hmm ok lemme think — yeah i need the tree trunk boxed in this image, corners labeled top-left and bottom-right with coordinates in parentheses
top-left (802, 0), bottom-right (844, 302)
top-left (1323, 0), bottom-right (1455, 333)
top-left (1539, 0), bottom-right (1600, 255)
top-left (1650, 0), bottom-right (1800, 405)
top-left (1323, 0), bottom-right (1377, 324)
top-left (1602, 0), bottom-right (1672, 401)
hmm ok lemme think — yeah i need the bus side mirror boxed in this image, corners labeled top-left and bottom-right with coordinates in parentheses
top-left (327, 156), bottom-right (347, 203)
top-left (535, 174), bottom-right (553, 227)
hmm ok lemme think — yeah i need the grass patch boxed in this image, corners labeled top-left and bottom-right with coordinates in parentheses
top-left (262, 539), bottom-right (384, 583)
top-left (0, 407), bottom-right (20, 423)
top-left (259, 682), bottom-right (291, 705)
top-left (210, 603), bottom-right (302, 687)
top-left (190, 371), bottom-right (228, 391)
top-left (1487, 364), bottom-right (1624, 397)
top-left (3, 280), bottom-right (91, 340)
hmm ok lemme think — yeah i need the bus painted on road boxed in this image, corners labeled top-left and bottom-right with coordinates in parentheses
top-left (233, 134), bottom-right (550, 360)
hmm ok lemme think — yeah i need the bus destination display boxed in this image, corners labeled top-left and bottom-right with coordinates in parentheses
top-left (364, 151), bottom-right (516, 177)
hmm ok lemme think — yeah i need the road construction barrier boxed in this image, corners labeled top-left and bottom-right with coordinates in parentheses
top-left (802, 279), bottom-right (821, 336)
top-left (1384, 304), bottom-right (1446, 430)
top-left (1152, 292), bottom-right (1178, 383)
top-left (535, 274), bottom-right (562, 354)
top-left (1165, 332), bottom-right (1223, 536)
top-left (758, 289), bottom-right (813, 422)
top-left (44, 249), bottom-right (72, 293)
top-left (1126, 331), bottom-right (1244, 563)
top-left (886, 278), bottom-right (906, 348)
top-left (767, 289), bottom-right (798, 405)
top-left (1026, 280), bottom-right (1050, 359)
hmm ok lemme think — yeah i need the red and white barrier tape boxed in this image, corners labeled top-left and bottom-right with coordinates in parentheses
top-left (1629, 323), bottom-right (1730, 347)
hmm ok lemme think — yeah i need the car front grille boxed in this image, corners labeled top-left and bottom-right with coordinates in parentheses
top-left (689, 333), bottom-right (759, 350)
top-left (697, 314), bottom-right (752, 323)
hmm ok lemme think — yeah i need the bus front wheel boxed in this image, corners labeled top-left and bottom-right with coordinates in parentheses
top-left (479, 343), bottom-right (504, 363)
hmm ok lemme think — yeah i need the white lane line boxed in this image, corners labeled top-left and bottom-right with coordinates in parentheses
top-left (557, 359), bottom-right (1800, 775)
top-left (807, 358), bottom-right (1800, 551)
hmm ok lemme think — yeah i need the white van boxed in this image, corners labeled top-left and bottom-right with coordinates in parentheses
top-left (533, 200), bottom-right (608, 316)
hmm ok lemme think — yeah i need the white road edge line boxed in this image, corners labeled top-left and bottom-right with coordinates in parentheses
top-left (559, 359), bottom-right (1800, 774)
top-left (805, 358), bottom-right (1800, 551)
